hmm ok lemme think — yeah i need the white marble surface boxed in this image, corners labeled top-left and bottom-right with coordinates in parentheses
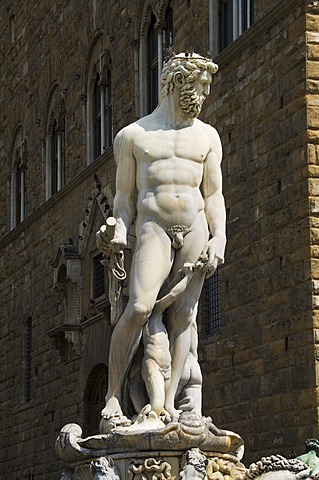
top-left (96, 53), bottom-right (226, 425)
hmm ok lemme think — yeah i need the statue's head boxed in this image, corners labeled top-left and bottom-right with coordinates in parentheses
top-left (159, 53), bottom-right (218, 118)
top-left (305, 438), bottom-right (319, 452)
top-left (90, 457), bottom-right (120, 480)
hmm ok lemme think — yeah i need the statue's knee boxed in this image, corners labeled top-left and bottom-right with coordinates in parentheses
top-left (131, 302), bottom-right (150, 326)
top-left (171, 304), bottom-right (196, 331)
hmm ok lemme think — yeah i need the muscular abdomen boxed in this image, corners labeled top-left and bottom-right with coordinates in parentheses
top-left (136, 156), bottom-right (205, 228)
top-left (138, 188), bottom-right (204, 228)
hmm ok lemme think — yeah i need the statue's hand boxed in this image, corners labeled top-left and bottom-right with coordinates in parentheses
top-left (96, 226), bottom-right (111, 255)
top-left (110, 232), bottom-right (127, 252)
top-left (96, 219), bottom-right (127, 254)
top-left (201, 235), bottom-right (226, 279)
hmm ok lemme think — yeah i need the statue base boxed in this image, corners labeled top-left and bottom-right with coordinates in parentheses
top-left (56, 413), bottom-right (246, 479)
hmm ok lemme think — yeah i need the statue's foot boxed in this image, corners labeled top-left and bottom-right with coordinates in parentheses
top-left (140, 404), bottom-right (170, 422)
top-left (140, 403), bottom-right (152, 416)
top-left (101, 396), bottom-right (123, 419)
top-left (165, 404), bottom-right (182, 423)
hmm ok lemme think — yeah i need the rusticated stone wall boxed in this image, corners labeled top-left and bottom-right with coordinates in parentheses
top-left (1, 1), bottom-right (318, 479)
top-left (0, 1), bottom-right (209, 478)
top-left (199, 0), bottom-right (317, 462)
top-left (306, 2), bottom-right (319, 425)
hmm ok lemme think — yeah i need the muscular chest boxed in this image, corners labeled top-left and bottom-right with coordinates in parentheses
top-left (133, 128), bottom-right (209, 165)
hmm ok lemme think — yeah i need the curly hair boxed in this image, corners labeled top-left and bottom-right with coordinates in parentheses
top-left (246, 455), bottom-right (308, 479)
top-left (159, 53), bottom-right (218, 101)
top-left (305, 438), bottom-right (319, 452)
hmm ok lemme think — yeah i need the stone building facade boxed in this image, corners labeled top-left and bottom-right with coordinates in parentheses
top-left (1, 0), bottom-right (319, 478)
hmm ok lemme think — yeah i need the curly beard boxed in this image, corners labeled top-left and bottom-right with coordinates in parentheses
top-left (179, 83), bottom-right (205, 118)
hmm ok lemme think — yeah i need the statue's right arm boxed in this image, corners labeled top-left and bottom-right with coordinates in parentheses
top-left (111, 126), bottom-right (137, 247)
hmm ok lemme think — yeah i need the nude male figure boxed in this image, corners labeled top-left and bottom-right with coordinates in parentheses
top-left (96, 53), bottom-right (226, 421)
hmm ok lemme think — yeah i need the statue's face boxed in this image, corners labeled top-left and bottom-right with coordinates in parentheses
top-left (179, 70), bottom-right (212, 118)
top-left (195, 70), bottom-right (212, 100)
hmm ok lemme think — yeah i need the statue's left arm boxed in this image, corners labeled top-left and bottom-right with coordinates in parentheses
top-left (201, 126), bottom-right (226, 278)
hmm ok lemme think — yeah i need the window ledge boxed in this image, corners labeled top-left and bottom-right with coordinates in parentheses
top-left (80, 311), bottom-right (113, 334)
top-left (47, 323), bottom-right (82, 360)
top-left (89, 146), bottom-right (113, 166)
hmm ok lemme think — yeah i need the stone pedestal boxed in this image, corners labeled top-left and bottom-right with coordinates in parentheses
top-left (59, 450), bottom-right (246, 480)
top-left (56, 414), bottom-right (246, 480)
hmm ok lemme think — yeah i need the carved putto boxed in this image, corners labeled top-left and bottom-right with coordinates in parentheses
top-left (90, 457), bottom-right (120, 480)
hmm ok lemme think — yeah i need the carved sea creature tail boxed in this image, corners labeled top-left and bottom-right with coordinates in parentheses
top-left (55, 423), bottom-right (105, 463)
top-left (153, 267), bottom-right (194, 315)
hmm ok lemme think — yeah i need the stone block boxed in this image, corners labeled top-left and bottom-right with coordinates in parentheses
top-left (307, 60), bottom-right (319, 79)
top-left (307, 14), bottom-right (319, 32)
top-left (308, 45), bottom-right (319, 60)
top-left (308, 106), bottom-right (319, 128)
top-left (307, 31), bottom-right (319, 44)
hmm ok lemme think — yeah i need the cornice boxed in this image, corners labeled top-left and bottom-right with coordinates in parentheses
top-left (0, 148), bottom-right (114, 249)
top-left (216, 0), bottom-right (305, 67)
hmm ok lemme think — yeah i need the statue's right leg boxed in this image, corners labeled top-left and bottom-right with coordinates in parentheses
top-left (102, 221), bottom-right (173, 419)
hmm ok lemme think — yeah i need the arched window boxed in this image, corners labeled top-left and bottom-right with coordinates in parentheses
top-left (86, 38), bottom-right (113, 164)
top-left (147, 14), bottom-right (159, 113)
top-left (10, 126), bottom-right (28, 229)
top-left (83, 364), bottom-right (108, 435)
top-left (139, 2), bottom-right (174, 115)
top-left (93, 72), bottom-right (102, 159)
top-left (92, 70), bottom-right (112, 159)
top-left (51, 118), bottom-right (66, 195)
top-left (15, 154), bottom-right (27, 224)
top-left (45, 86), bottom-right (66, 199)
top-left (105, 70), bottom-right (113, 150)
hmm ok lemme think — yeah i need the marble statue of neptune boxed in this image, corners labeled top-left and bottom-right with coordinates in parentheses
top-left (96, 53), bottom-right (226, 424)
